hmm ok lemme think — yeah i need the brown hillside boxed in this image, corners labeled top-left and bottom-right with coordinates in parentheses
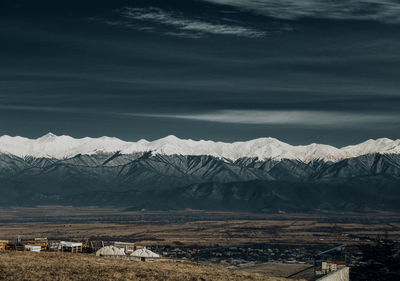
top-left (0, 252), bottom-right (300, 281)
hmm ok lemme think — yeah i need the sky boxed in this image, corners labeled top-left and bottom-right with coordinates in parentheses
top-left (1, 0), bottom-right (400, 146)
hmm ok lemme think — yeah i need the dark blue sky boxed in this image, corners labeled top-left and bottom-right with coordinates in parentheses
top-left (1, 0), bottom-right (399, 146)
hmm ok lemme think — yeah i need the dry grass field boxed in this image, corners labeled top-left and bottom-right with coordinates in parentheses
top-left (242, 263), bottom-right (310, 276)
top-left (242, 263), bottom-right (314, 280)
top-left (0, 207), bottom-right (398, 246)
top-left (0, 252), bottom-right (298, 281)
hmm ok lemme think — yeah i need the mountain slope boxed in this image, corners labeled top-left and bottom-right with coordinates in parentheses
top-left (0, 147), bottom-right (399, 212)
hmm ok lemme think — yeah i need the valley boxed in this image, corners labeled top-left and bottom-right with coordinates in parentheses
top-left (1, 207), bottom-right (398, 246)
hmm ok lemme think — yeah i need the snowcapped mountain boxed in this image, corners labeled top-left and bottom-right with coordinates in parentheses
top-left (0, 133), bottom-right (400, 212)
top-left (0, 133), bottom-right (400, 163)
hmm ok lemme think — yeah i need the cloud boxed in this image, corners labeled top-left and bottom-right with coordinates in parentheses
top-left (125, 110), bottom-right (400, 127)
top-left (201, 0), bottom-right (400, 24)
top-left (0, 105), bottom-right (116, 116)
top-left (120, 7), bottom-right (266, 38)
top-left (0, 105), bottom-right (79, 113)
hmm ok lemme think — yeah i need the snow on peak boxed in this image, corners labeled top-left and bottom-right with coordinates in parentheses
top-left (0, 133), bottom-right (399, 162)
top-left (37, 132), bottom-right (57, 141)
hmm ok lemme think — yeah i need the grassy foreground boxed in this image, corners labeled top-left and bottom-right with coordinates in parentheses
top-left (0, 252), bottom-right (297, 281)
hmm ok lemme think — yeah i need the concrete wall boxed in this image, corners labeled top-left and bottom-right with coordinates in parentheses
top-left (316, 267), bottom-right (349, 281)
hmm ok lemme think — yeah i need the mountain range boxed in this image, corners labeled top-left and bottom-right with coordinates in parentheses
top-left (1, 133), bottom-right (399, 212)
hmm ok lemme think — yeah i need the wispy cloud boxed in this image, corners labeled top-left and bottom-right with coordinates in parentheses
top-left (119, 7), bottom-right (266, 38)
top-left (0, 105), bottom-right (116, 116)
top-left (125, 110), bottom-right (400, 127)
top-left (0, 105), bottom-right (80, 113)
top-left (202, 0), bottom-right (400, 24)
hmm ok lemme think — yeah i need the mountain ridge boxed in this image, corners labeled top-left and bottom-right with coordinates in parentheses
top-left (1, 133), bottom-right (400, 163)
top-left (0, 150), bottom-right (399, 211)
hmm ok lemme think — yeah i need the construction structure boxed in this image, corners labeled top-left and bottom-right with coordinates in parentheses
top-left (59, 241), bottom-right (83, 253)
top-left (314, 245), bottom-right (347, 280)
top-left (48, 241), bottom-right (61, 252)
top-left (113, 242), bottom-right (136, 254)
top-left (0, 236), bottom-right (162, 263)
top-left (25, 238), bottom-right (48, 251)
top-left (316, 267), bottom-right (349, 281)
top-left (0, 240), bottom-right (9, 251)
top-left (89, 241), bottom-right (103, 252)
top-left (4, 243), bottom-right (25, 251)
top-left (24, 245), bottom-right (41, 252)
top-left (131, 247), bottom-right (160, 261)
top-left (71, 238), bottom-right (90, 252)
top-left (96, 246), bottom-right (125, 257)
